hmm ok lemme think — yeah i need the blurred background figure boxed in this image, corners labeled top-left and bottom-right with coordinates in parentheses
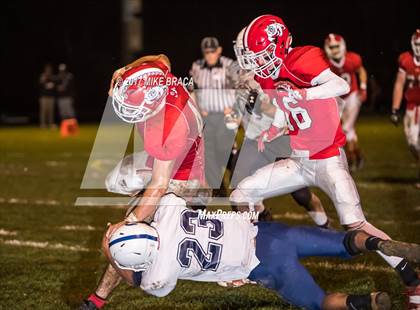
top-left (56, 63), bottom-right (75, 120)
top-left (391, 29), bottom-right (420, 188)
top-left (324, 33), bottom-right (368, 172)
top-left (39, 63), bottom-right (56, 128)
top-left (56, 63), bottom-right (79, 136)
top-left (189, 37), bottom-right (239, 194)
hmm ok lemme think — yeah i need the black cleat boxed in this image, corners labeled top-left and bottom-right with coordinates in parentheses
top-left (378, 240), bottom-right (420, 264)
top-left (79, 300), bottom-right (99, 310)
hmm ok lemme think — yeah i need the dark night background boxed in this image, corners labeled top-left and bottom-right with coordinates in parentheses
top-left (2, 0), bottom-right (420, 122)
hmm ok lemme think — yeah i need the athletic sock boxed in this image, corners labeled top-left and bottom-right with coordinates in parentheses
top-left (365, 236), bottom-right (381, 251)
top-left (395, 259), bottom-right (420, 287)
top-left (308, 211), bottom-right (328, 227)
top-left (88, 293), bottom-right (106, 309)
top-left (346, 294), bottom-right (372, 310)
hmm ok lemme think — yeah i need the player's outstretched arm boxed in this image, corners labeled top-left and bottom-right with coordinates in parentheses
top-left (306, 69), bottom-right (350, 100)
top-left (357, 65), bottom-right (368, 102)
top-left (130, 158), bottom-right (175, 222)
top-left (105, 158), bottom-right (174, 239)
top-left (391, 70), bottom-right (406, 125)
top-left (101, 231), bottom-right (135, 286)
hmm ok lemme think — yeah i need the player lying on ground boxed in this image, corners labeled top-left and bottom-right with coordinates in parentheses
top-left (81, 55), bottom-right (208, 309)
top-left (324, 33), bottom-right (368, 172)
top-left (101, 193), bottom-right (420, 310)
top-left (232, 15), bottom-right (420, 308)
top-left (225, 67), bottom-right (332, 227)
top-left (391, 29), bottom-right (420, 189)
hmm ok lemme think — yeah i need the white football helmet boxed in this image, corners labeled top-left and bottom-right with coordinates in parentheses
top-left (324, 33), bottom-right (346, 61)
top-left (411, 29), bottom-right (420, 57)
top-left (112, 65), bottom-right (168, 123)
top-left (105, 152), bottom-right (152, 196)
top-left (234, 27), bottom-right (254, 70)
top-left (109, 222), bottom-right (159, 272)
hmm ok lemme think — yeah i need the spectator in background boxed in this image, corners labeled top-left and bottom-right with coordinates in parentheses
top-left (56, 63), bottom-right (75, 120)
top-left (189, 37), bottom-right (239, 194)
top-left (39, 63), bottom-right (56, 128)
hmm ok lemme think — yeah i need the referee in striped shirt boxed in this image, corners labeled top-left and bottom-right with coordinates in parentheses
top-left (190, 37), bottom-right (239, 193)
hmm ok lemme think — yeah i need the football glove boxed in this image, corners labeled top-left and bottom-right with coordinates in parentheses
top-left (245, 90), bottom-right (259, 114)
top-left (390, 109), bottom-right (400, 126)
top-left (257, 125), bottom-right (283, 152)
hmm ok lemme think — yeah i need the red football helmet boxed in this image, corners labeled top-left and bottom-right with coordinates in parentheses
top-left (324, 33), bottom-right (346, 61)
top-left (112, 64), bottom-right (168, 123)
top-left (240, 15), bottom-right (292, 78)
top-left (411, 29), bottom-right (420, 57)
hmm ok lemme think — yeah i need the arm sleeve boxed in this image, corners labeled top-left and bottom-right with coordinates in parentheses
top-left (307, 68), bottom-right (350, 100)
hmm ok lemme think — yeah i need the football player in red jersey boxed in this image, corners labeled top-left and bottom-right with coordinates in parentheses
top-left (232, 15), bottom-right (420, 309)
top-left (81, 55), bottom-right (207, 309)
top-left (392, 29), bottom-right (420, 191)
top-left (324, 33), bottom-right (368, 171)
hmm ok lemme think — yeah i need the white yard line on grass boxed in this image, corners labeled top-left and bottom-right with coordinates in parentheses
top-left (0, 229), bottom-right (17, 236)
top-left (305, 261), bottom-right (392, 273)
top-left (59, 225), bottom-right (98, 231)
top-left (0, 238), bottom-right (90, 252)
top-left (0, 197), bottom-right (64, 206)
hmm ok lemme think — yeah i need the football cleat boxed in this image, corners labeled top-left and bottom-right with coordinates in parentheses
top-left (79, 300), bottom-right (99, 310)
top-left (407, 281), bottom-right (420, 310)
top-left (378, 240), bottom-right (420, 264)
top-left (371, 292), bottom-right (391, 310)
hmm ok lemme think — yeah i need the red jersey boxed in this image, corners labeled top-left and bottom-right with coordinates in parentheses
top-left (329, 51), bottom-right (362, 96)
top-left (136, 61), bottom-right (205, 182)
top-left (398, 51), bottom-right (420, 108)
top-left (256, 46), bottom-right (346, 159)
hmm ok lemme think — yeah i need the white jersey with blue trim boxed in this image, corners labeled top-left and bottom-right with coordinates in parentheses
top-left (140, 194), bottom-right (259, 297)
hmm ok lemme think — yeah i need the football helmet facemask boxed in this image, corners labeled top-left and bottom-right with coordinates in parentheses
top-left (240, 15), bottom-right (292, 79)
top-left (411, 29), bottom-right (420, 57)
top-left (324, 33), bottom-right (346, 61)
top-left (112, 65), bottom-right (168, 123)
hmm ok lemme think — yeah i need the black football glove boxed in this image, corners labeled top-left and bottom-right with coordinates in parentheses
top-left (245, 90), bottom-right (259, 114)
top-left (390, 109), bottom-right (400, 126)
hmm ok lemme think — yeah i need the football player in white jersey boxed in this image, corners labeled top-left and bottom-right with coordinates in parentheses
top-left (102, 193), bottom-right (420, 310)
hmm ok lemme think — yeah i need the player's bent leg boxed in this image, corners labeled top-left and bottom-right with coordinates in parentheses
top-left (230, 158), bottom-right (306, 205)
top-left (249, 222), bottom-right (326, 309)
top-left (315, 149), bottom-right (365, 226)
top-left (291, 188), bottom-right (331, 228)
top-left (251, 223), bottom-right (390, 310)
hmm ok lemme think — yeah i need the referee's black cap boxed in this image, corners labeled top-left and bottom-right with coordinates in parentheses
top-left (201, 37), bottom-right (220, 52)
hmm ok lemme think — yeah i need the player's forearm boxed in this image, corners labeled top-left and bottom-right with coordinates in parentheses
top-left (133, 184), bottom-right (169, 222)
top-left (307, 70), bottom-right (350, 100)
top-left (392, 86), bottom-right (404, 111)
top-left (358, 66), bottom-right (368, 90)
top-left (102, 236), bottom-right (134, 286)
top-left (392, 72), bottom-right (406, 110)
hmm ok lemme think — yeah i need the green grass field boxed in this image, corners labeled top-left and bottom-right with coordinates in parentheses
top-left (0, 116), bottom-right (419, 309)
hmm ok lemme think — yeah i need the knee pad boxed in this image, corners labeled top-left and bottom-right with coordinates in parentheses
top-left (343, 230), bottom-right (362, 256)
top-left (291, 187), bottom-right (312, 209)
